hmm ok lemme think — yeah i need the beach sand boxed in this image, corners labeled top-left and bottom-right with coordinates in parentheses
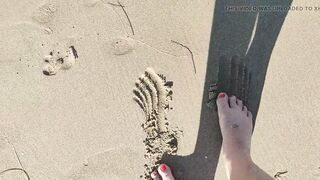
top-left (0, 0), bottom-right (319, 179)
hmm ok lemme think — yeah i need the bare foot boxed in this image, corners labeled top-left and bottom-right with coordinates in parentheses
top-left (216, 92), bottom-right (254, 177)
top-left (149, 93), bottom-right (267, 180)
top-left (151, 164), bottom-right (175, 180)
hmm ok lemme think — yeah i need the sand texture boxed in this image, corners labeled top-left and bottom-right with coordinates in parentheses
top-left (0, 0), bottom-right (319, 179)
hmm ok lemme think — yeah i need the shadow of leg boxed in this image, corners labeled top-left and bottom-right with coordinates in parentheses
top-left (160, 0), bottom-right (257, 179)
top-left (246, 0), bottom-right (293, 128)
top-left (160, 0), bottom-right (292, 179)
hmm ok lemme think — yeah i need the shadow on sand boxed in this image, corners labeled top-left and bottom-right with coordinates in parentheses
top-left (163, 0), bottom-right (293, 179)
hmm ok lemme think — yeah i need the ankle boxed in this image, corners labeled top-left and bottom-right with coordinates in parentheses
top-left (222, 145), bottom-right (253, 168)
top-left (223, 150), bottom-right (251, 163)
top-left (222, 147), bottom-right (251, 162)
top-left (224, 155), bottom-right (253, 167)
top-left (224, 156), bottom-right (255, 179)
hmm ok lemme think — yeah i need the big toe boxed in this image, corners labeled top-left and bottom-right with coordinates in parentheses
top-left (158, 164), bottom-right (175, 180)
top-left (216, 92), bottom-right (229, 111)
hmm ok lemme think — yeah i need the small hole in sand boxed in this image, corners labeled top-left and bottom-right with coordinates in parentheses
top-left (43, 71), bottom-right (50, 76)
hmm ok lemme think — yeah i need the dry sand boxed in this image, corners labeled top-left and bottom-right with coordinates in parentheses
top-left (0, 0), bottom-right (319, 179)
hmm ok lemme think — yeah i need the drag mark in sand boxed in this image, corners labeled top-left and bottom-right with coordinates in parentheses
top-left (133, 68), bottom-right (181, 179)
top-left (135, 80), bottom-right (152, 117)
top-left (133, 88), bottom-right (147, 113)
top-left (108, 1), bottom-right (135, 35)
top-left (171, 40), bottom-right (196, 74)
top-left (140, 75), bottom-right (159, 113)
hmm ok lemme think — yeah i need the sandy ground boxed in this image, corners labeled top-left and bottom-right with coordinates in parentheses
top-left (0, 0), bottom-right (319, 179)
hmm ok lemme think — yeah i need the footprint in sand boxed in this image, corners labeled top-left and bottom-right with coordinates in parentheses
top-left (111, 37), bottom-right (135, 55)
top-left (42, 46), bottom-right (78, 76)
top-left (133, 68), bottom-right (181, 179)
top-left (32, 2), bottom-right (58, 24)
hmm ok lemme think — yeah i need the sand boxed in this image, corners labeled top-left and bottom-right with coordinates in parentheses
top-left (0, 0), bottom-right (319, 179)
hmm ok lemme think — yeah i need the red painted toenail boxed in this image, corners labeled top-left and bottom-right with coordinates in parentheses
top-left (218, 93), bottom-right (225, 98)
top-left (160, 164), bottom-right (167, 172)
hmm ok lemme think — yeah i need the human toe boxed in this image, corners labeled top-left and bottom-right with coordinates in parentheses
top-left (216, 92), bottom-right (229, 110)
top-left (158, 164), bottom-right (175, 180)
top-left (243, 105), bottom-right (248, 113)
top-left (229, 96), bottom-right (237, 108)
top-left (247, 111), bottom-right (253, 119)
top-left (236, 98), bottom-right (243, 108)
top-left (151, 170), bottom-right (161, 180)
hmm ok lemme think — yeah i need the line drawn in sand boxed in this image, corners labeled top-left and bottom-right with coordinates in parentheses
top-left (133, 68), bottom-right (182, 179)
top-left (42, 46), bottom-right (78, 76)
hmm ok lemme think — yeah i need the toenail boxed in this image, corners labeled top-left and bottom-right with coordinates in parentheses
top-left (160, 164), bottom-right (167, 172)
top-left (218, 93), bottom-right (225, 98)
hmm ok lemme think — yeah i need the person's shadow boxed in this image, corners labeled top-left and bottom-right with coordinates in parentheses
top-left (162, 0), bottom-right (293, 179)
